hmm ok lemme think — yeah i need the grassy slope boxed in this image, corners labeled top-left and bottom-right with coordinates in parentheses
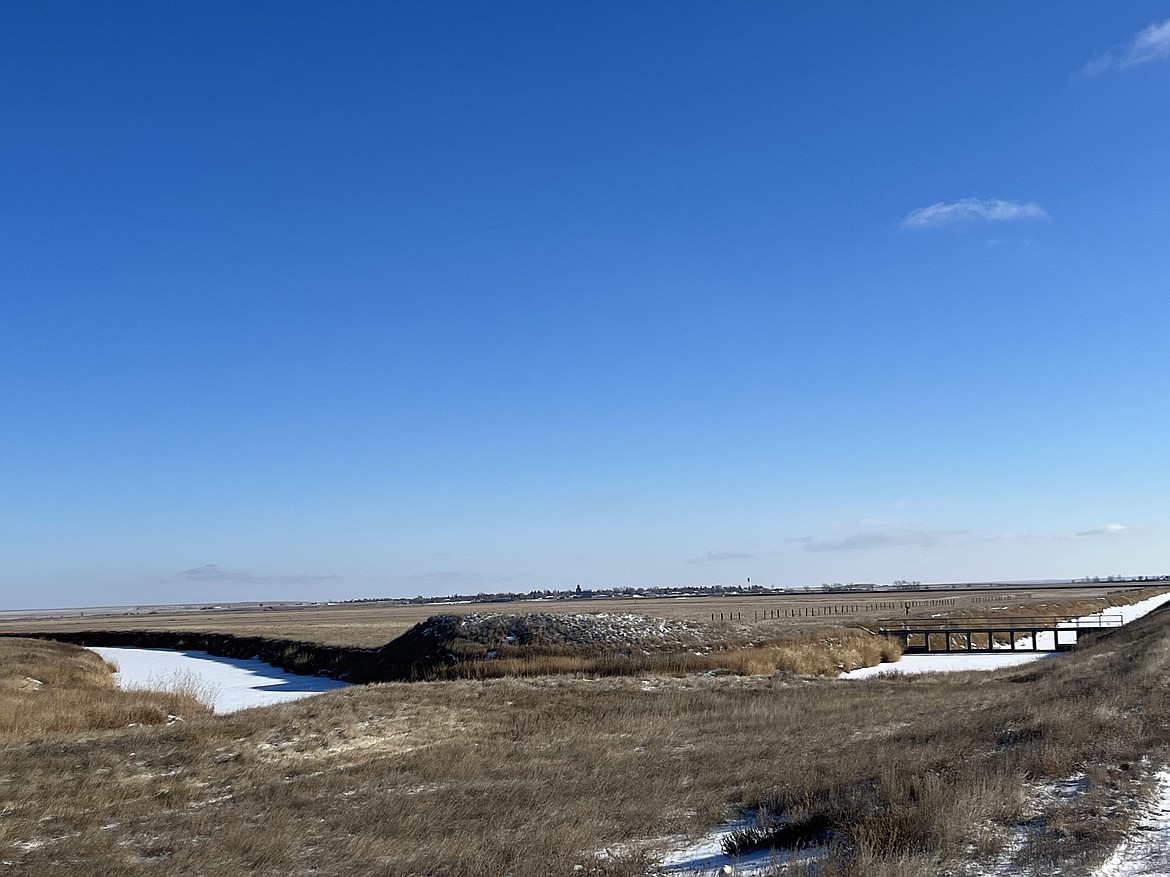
top-left (3, 603), bottom-right (1170, 875)
top-left (0, 638), bottom-right (210, 744)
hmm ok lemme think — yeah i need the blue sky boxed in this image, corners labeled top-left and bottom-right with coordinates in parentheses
top-left (2, 3), bottom-right (1168, 608)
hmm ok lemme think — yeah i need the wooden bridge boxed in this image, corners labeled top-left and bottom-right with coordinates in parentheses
top-left (876, 614), bottom-right (1124, 654)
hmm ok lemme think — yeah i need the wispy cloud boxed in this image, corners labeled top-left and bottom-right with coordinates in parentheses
top-left (685, 550), bottom-right (757, 564)
top-left (1075, 523), bottom-right (1134, 537)
top-left (174, 564), bottom-right (260, 583)
top-left (790, 522), bottom-right (1136, 553)
top-left (901, 198), bottom-right (1048, 230)
top-left (1082, 17), bottom-right (1170, 75)
top-left (1126, 18), bottom-right (1170, 66)
top-left (978, 524), bottom-right (1135, 542)
top-left (790, 529), bottom-right (965, 553)
top-left (171, 564), bottom-right (339, 585)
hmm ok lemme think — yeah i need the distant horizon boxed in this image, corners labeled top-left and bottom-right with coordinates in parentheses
top-left (4, 572), bottom-right (1168, 615)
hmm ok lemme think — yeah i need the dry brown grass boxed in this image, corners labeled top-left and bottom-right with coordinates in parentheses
top-left (0, 638), bottom-right (211, 744)
top-left (3, 602), bottom-right (1170, 875)
top-left (435, 625), bottom-right (904, 680)
top-left (2, 591), bottom-right (1170, 877)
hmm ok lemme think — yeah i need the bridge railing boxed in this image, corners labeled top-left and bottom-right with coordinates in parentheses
top-left (876, 614), bottom-right (1124, 632)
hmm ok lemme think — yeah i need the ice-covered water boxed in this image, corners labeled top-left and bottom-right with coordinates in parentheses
top-left (90, 646), bottom-right (350, 713)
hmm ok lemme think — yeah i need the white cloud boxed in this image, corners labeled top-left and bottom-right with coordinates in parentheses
top-left (901, 198), bottom-right (1048, 230)
top-left (1082, 17), bottom-right (1170, 74)
top-left (1124, 18), bottom-right (1170, 67)
top-left (1075, 523), bottom-right (1134, 537)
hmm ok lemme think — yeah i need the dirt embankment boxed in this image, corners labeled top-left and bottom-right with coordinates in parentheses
top-left (7, 613), bottom-right (716, 682)
top-left (8, 620), bottom-right (464, 683)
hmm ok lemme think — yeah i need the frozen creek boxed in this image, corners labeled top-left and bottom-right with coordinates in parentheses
top-left (89, 646), bottom-right (350, 714)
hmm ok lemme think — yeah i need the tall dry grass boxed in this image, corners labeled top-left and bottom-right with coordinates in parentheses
top-left (0, 638), bottom-right (211, 744)
top-left (429, 625), bottom-right (903, 680)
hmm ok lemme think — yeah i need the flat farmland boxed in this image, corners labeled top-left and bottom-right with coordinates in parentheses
top-left (0, 586), bottom-right (1150, 648)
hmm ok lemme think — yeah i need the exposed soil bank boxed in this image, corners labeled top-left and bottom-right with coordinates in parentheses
top-left (8, 612), bottom-right (734, 683)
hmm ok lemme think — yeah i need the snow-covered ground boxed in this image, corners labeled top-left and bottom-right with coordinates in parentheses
top-left (90, 646), bottom-right (350, 714)
top-left (842, 651), bottom-right (1052, 677)
top-left (654, 820), bottom-right (822, 876)
top-left (1094, 769), bottom-right (1170, 877)
top-left (598, 819), bottom-right (821, 876)
top-left (842, 590), bottom-right (1170, 680)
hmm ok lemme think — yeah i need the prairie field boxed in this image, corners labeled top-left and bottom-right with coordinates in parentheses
top-left (0, 585), bottom-right (1151, 648)
top-left (3, 588), bottom-right (1170, 876)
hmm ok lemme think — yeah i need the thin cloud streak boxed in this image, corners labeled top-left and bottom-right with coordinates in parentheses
top-left (1075, 524), bottom-right (1134, 537)
top-left (792, 529), bottom-right (966, 553)
top-left (1082, 17), bottom-right (1170, 74)
top-left (171, 564), bottom-right (340, 585)
top-left (901, 198), bottom-right (1047, 230)
top-left (685, 551), bottom-right (757, 564)
top-left (982, 524), bottom-right (1135, 542)
top-left (791, 524), bottom-right (1134, 553)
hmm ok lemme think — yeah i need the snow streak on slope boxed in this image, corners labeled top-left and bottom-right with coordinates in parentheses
top-left (1094, 769), bottom-right (1170, 877)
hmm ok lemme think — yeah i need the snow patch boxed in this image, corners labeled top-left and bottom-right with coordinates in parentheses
top-left (656, 820), bottom-right (824, 875)
top-left (597, 819), bottom-right (825, 876)
top-left (1094, 769), bottom-right (1170, 877)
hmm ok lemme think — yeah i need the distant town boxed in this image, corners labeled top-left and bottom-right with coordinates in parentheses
top-left (362, 574), bottom-right (1170, 608)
